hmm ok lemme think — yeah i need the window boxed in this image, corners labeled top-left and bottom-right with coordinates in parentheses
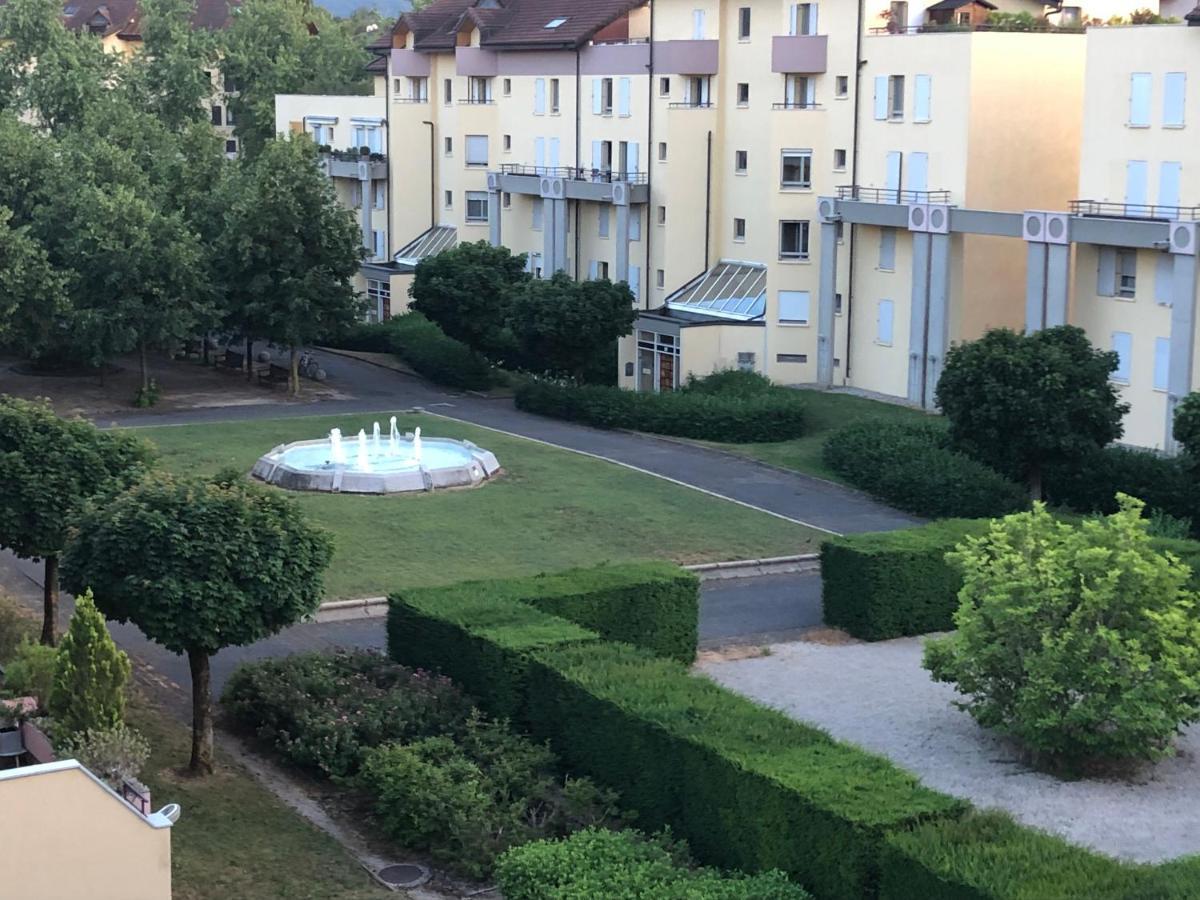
top-left (1100, 247), bottom-right (1137, 297)
top-left (630, 210), bottom-right (641, 240)
top-left (835, 291), bottom-right (843, 314)
top-left (1117, 250), bottom-right (1137, 297)
top-left (1111, 331), bottom-right (1132, 383)
top-left (778, 290), bottom-right (810, 324)
top-left (1129, 72), bottom-right (1150, 127)
top-left (599, 206), bottom-right (610, 238)
top-left (550, 78), bottom-right (560, 113)
top-left (692, 8), bottom-right (705, 39)
top-left (957, 10), bottom-right (969, 23)
top-left (888, 75), bottom-right (905, 120)
top-left (737, 352), bottom-right (756, 372)
top-left (351, 182), bottom-right (362, 208)
top-left (913, 74), bottom-right (931, 122)
top-left (735, 150), bottom-right (748, 173)
top-left (534, 78), bottom-right (546, 114)
top-left (444, 189), bottom-right (453, 208)
top-left (788, 2), bottom-right (817, 35)
top-left (777, 353), bottom-right (807, 364)
top-left (393, 77), bottom-right (402, 94)
top-left (503, 77), bottom-right (511, 95)
top-left (657, 205), bottom-right (667, 225)
top-left (1164, 72), bottom-right (1186, 127)
top-left (656, 269), bottom-right (665, 288)
top-left (873, 75), bottom-right (888, 120)
top-left (836, 75), bottom-right (848, 98)
top-left (738, 6), bottom-right (751, 38)
top-left (502, 192), bottom-right (511, 208)
top-left (366, 279), bottom-right (391, 322)
top-left (443, 78), bottom-right (453, 104)
top-left (466, 77), bottom-right (491, 102)
top-left (373, 182), bottom-right (385, 209)
top-left (353, 124), bottom-right (382, 152)
top-left (737, 83), bottom-right (750, 106)
top-left (878, 227), bottom-right (896, 271)
top-left (658, 141), bottom-right (667, 161)
top-left (779, 220), bottom-right (810, 259)
top-left (444, 136), bottom-right (453, 155)
top-left (734, 217), bottom-right (746, 241)
top-left (223, 74), bottom-right (238, 93)
top-left (226, 107), bottom-right (236, 126)
top-left (544, 16), bottom-right (567, 27)
top-left (589, 260), bottom-right (609, 279)
top-left (877, 299), bottom-right (894, 346)
top-left (833, 148), bottom-right (847, 170)
top-left (783, 74), bottom-right (814, 108)
top-left (593, 77), bottom-right (614, 115)
top-left (224, 139), bottom-right (237, 154)
top-left (211, 105), bottom-right (223, 126)
top-left (466, 191), bottom-right (489, 223)
top-left (309, 122), bottom-right (332, 145)
top-left (660, 77), bottom-right (671, 97)
top-left (465, 134), bottom-right (488, 166)
top-left (532, 202), bottom-right (544, 230)
top-left (1156, 254), bottom-right (1174, 306)
top-left (835, 221), bottom-right (844, 242)
top-left (684, 76), bottom-right (711, 107)
top-left (372, 229), bottom-right (385, 260)
top-left (408, 76), bottom-right (428, 100)
top-left (503, 134), bottom-right (512, 152)
top-left (618, 77), bottom-right (631, 116)
top-left (1155, 336), bottom-right (1170, 391)
top-left (780, 150), bottom-right (812, 187)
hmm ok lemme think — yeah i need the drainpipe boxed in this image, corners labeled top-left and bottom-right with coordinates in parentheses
top-left (644, 1), bottom-right (654, 310)
top-left (384, 66), bottom-right (392, 258)
top-left (422, 119), bottom-right (435, 229)
top-left (844, 0), bottom-right (866, 380)
top-left (575, 48), bottom-right (582, 280)
top-left (704, 129), bottom-right (712, 269)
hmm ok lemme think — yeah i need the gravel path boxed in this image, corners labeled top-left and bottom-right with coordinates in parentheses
top-left (699, 636), bottom-right (1200, 863)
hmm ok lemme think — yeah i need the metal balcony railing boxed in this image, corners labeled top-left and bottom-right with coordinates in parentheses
top-left (869, 23), bottom-right (1084, 34)
top-left (667, 101), bottom-right (715, 109)
top-left (459, 98), bottom-right (496, 105)
top-left (322, 149), bottom-right (387, 163)
top-left (837, 185), bottom-right (952, 204)
top-left (772, 101), bottom-right (823, 110)
top-left (1070, 200), bottom-right (1200, 221)
top-left (392, 97), bottom-right (428, 104)
top-left (498, 164), bottom-right (649, 185)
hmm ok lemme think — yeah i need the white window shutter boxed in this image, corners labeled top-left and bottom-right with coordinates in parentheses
top-left (1125, 160), bottom-right (1149, 209)
top-left (808, 2), bottom-right (818, 34)
top-left (874, 75), bottom-right (888, 121)
top-left (588, 260), bottom-right (599, 279)
top-left (1097, 247), bottom-right (1117, 296)
top-left (630, 210), bottom-right (642, 240)
top-left (907, 152), bottom-right (928, 194)
top-left (629, 264), bottom-right (641, 299)
top-left (627, 142), bottom-right (639, 177)
top-left (592, 78), bottom-right (602, 115)
top-left (805, 78), bottom-right (816, 106)
top-left (877, 299), bottom-right (894, 344)
top-left (693, 8), bottom-right (705, 38)
top-left (878, 228), bottom-right (897, 270)
top-left (1129, 73), bottom-right (1151, 126)
top-left (1112, 331), bottom-right (1132, 382)
top-left (549, 137), bottom-right (560, 169)
top-left (1164, 72), bottom-right (1186, 127)
top-left (1159, 161), bottom-right (1182, 209)
top-left (599, 206), bottom-right (610, 237)
top-left (788, 3), bottom-right (798, 35)
top-left (778, 290), bottom-right (810, 323)
top-left (534, 137), bottom-right (545, 172)
top-left (914, 75), bottom-right (931, 122)
top-left (534, 78), bottom-right (546, 114)
top-left (618, 78), bottom-right (631, 116)
top-left (1155, 255), bottom-right (1174, 306)
top-left (591, 140), bottom-right (602, 171)
top-left (1154, 336), bottom-right (1170, 390)
top-left (885, 150), bottom-right (902, 200)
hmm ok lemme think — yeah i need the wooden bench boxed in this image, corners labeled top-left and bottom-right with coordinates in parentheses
top-left (257, 362), bottom-right (291, 387)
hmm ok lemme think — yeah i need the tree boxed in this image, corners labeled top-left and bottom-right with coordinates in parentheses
top-left (220, 136), bottom-right (364, 394)
top-left (507, 274), bottom-right (637, 379)
top-left (0, 207), bottom-right (68, 356)
top-left (49, 590), bottom-right (131, 735)
top-left (0, 397), bottom-right (154, 645)
top-left (409, 241), bottom-right (528, 358)
top-left (122, 0), bottom-right (216, 132)
top-left (923, 496), bottom-right (1200, 770)
top-left (61, 472), bottom-right (333, 773)
top-left (935, 326), bottom-right (1128, 500)
top-left (1173, 393), bottom-right (1200, 461)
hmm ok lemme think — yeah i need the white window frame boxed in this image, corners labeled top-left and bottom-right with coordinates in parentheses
top-left (778, 219), bottom-right (810, 260)
top-left (1111, 331), bottom-right (1132, 383)
top-left (780, 149), bottom-right (812, 188)
top-left (464, 134), bottom-right (488, 167)
top-left (465, 191), bottom-right (489, 223)
top-left (733, 217), bottom-right (746, 241)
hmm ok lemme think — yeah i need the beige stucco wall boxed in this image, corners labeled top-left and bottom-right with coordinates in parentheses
top-left (1, 763), bottom-right (172, 900)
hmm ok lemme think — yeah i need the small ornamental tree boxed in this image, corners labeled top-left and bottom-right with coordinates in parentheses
top-left (934, 326), bottom-right (1128, 500)
top-left (0, 397), bottom-right (154, 645)
top-left (923, 496), bottom-right (1200, 769)
top-left (507, 274), bottom-right (638, 380)
top-left (409, 241), bottom-right (528, 357)
top-left (49, 590), bottom-right (131, 735)
top-left (1172, 392), bottom-right (1200, 462)
top-left (61, 472), bottom-right (333, 774)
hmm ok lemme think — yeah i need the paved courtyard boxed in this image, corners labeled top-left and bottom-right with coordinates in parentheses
top-left (699, 636), bottom-right (1200, 864)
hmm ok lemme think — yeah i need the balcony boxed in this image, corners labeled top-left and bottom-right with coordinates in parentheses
top-left (1071, 200), bottom-right (1200, 222)
top-left (320, 152), bottom-right (388, 181)
top-left (772, 101), bottom-right (823, 110)
top-left (837, 185), bottom-right (951, 204)
top-left (770, 34), bottom-right (827, 73)
top-left (493, 164), bottom-right (649, 203)
top-left (458, 98), bottom-right (495, 105)
top-left (869, 22), bottom-right (1083, 35)
top-left (668, 101), bottom-right (715, 109)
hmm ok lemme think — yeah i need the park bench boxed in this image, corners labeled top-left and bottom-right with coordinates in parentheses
top-left (258, 362), bottom-right (291, 387)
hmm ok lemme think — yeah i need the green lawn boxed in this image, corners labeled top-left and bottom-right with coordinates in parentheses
top-left (130, 695), bottom-right (386, 900)
top-left (135, 412), bottom-right (820, 599)
top-left (705, 390), bottom-right (934, 483)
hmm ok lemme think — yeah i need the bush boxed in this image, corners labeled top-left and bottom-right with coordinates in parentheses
top-left (357, 713), bottom-right (622, 878)
top-left (823, 421), bottom-right (1028, 519)
top-left (58, 724), bottom-right (151, 788)
top-left (497, 828), bottom-right (811, 900)
top-left (514, 379), bottom-right (806, 443)
top-left (221, 650), bottom-right (473, 778)
top-left (924, 498), bottom-right (1200, 768)
top-left (684, 369), bottom-right (776, 398)
top-left (49, 590), bottom-right (130, 735)
top-left (2, 638), bottom-right (57, 706)
top-left (0, 594), bottom-right (35, 664)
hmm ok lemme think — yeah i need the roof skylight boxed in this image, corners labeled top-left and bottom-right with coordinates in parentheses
top-left (544, 17), bottom-right (568, 28)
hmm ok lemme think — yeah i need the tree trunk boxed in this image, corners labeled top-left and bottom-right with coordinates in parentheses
top-left (245, 336), bottom-right (253, 380)
top-left (290, 346), bottom-right (300, 397)
top-left (202, 332), bottom-right (210, 366)
top-left (40, 554), bottom-right (58, 646)
top-left (188, 649), bottom-right (214, 775)
top-left (1028, 466), bottom-right (1043, 503)
top-left (139, 340), bottom-right (149, 393)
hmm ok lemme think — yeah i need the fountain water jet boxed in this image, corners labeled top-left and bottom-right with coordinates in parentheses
top-left (329, 428), bottom-right (346, 465)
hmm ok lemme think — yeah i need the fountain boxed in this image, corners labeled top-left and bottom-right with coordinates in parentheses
top-left (250, 418), bottom-right (500, 494)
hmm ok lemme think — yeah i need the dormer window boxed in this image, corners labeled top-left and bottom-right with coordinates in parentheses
top-left (544, 17), bottom-right (567, 28)
top-left (476, 0), bottom-right (501, 7)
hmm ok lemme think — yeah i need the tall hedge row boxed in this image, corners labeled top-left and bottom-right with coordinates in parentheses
top-left (514, 379), bottom-right (807, 442)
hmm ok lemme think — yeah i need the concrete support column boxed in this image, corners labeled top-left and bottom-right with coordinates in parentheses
top-left (907, 231), bottom-right (932, 405)
top-left (551, 198), bottom-right (568, 274)
top-left (1045, 243), bottom-right (1070, 327)
top-left (360, 176), bottom-right (373, 256)
top-left (1166, 251), bottom-right (1199, 452)
top-left (541, 198), bottom-right (556, 279)
top-left (487, 189), bottom-right (501, 247)
top-left (1024, 241), bottom-right (1048, 333)
top-left (923, 232), bottom-right (952, 409)
top-left (817, 220), bottom-right (839, 386)
top-left (615, 200), bottom-right (630, 285)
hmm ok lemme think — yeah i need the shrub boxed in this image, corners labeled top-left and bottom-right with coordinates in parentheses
top-left (49, 590), bottom-right (130, 735)
top-left (58, 724), bottom-right (151, 788)
top-left (497, 828), bottom-right (811, 900)
top-left (0, 593), bottom-right (35, 664)
top-left (924, 498), bottom-right (1200, 768)
top-left (3, 638), bottom-right (57, 706)
top-left (514, 379), bottom-right (806, 443)
top-left (684, 369), bottom-right (776, 398)
top-left (823, 421), bottom-right (1028, 519)
top-left (357, 714), bottom-right (622, 878)
top-left (221, 650), bottom-right (473, 778)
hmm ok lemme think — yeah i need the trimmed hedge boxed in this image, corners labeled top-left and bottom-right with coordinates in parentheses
top-left (514, 379), bottom-right (806, 442)
top-left (323, 313), bottom-right (495, 391)
top-left (393, 562), bottom-right (699, 663)
top-left (823, 421), bottom-right (1028, 520)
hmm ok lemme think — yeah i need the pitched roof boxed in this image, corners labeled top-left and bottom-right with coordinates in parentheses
top-left (925, 0), bottom-right (997, 10)
top-left (394, 0), bottom-right (646, 52)
top-left (38, 0), bottom-right (238, 38)
top-left (664, 260), bottom-right (767, 321)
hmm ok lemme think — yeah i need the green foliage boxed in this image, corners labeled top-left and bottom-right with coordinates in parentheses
top-left (821, 520), bottom-right (989, 641)
top-left (507, 273), bottom-right (638, 378)
top-left (924, 498), bottom-right (1200, 767)
top-left (221, 650), bottom-right (473, 778)
top-left (1173, 392), bottom-right (1200, 462)
top-left (58, 724), bottom-right (151, 788)
top-left (0, 593), bottom-right (35, 664)
top-left (409, 241), bottom-right (529, 358)
top-left (0, 205), bottom-right (67, 355)
top-left (823, 421), bottom-right (1028, 519)
top-left (935, 327), bottom-right (1128, 496)
top-left (395, 563), bottom-right (699, 664)
top-left (123, 0), bottom-right (216, 131)
top-left (3, 637), bottom-right (57, 705)
top-left (497, 828), bottom-right (811, 900)
top-left (357, 714), bottom-right (623, 877)
top-left (1148, 508), bottom-right (1193, 540)
top-left (515, 379), bottom-right (807, 442)
top-left (684, 369), bottom-right (777, 398)
top-left (49, 590), bottom-right (130, 734)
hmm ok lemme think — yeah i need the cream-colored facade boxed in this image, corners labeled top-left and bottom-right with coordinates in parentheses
top-left (0, 759), bottom-right (175, 900)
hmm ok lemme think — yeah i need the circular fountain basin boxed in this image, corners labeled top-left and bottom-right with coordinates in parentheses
top-left (251, 434), bottom-right (500, 494)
